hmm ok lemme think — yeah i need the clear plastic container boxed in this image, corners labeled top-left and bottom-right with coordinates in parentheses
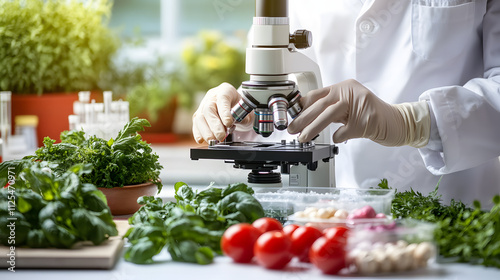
top-left (345, 219), bottom-right (437, 275)
top-left (283, 187), bottom-right (394, 229)
top-left (253, 192), bottom-right (296, 224)
top-left (254, 187), bottom-right (394, 225)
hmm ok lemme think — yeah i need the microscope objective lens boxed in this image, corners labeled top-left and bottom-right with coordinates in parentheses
top-left (268, 96), bottom-right (288, 130)
top-left (256, 108), bottom-right (273, 137)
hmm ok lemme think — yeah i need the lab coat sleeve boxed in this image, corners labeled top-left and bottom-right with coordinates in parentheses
top-left (418, 0), bottom-right (500, 175)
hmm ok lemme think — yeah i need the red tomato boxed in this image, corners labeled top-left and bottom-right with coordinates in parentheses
top-left (282, 224), bottom-right (300, 238)
top-left (254, 230), bottom-right (292, 269)
top-left (309, 237), bottom-right (346, 275)
top-left (290, 226), bottom-right (323, 262)
top-left (221, 223), bottom-right (262, 263)
top-left (252, 217), bottom-right (283, 233)
top-left (323, 226), bottom-right (349, 242)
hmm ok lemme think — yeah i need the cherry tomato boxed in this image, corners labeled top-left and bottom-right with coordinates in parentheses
top-left (252, 217), bottom-right (283, 234)
top-left (290, 226), bottom-right (323, 262)
top-left (323, 226), bottom-right (349, 242)
top-left (282, 224), bottom-right (300, 238)
top-left (221, 223), bottom-right (262, 263)
top-left (309, 237), bottom-right (346, 275)
top-left (254, 230), bottom-right (292, 269)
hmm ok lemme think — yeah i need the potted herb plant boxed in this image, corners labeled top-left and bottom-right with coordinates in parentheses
top-left (0, 118), bottom-right (163, 215)
top-left (180, 30), bottom-right (248, 98)
top-left (99, 56), bottom-right (184, 137)
top-left (100, 31), bottom-right (248, 140)
top-left (0, 0), bottom-right (120, 144)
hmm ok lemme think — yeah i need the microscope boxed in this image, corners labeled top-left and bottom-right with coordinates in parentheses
top-left (191, 0), bottom-right (337, 191)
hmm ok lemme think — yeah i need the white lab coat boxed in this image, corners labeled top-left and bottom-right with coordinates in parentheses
top-left (286, 0), bottom-right (500, 207)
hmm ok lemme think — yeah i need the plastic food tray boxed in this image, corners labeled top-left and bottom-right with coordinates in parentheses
top-left (345, 219), bottom-right (437, 275)
top-left (254, 187), bottom-right (395, 224)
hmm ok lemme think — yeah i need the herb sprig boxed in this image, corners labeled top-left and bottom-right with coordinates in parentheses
top-left (378, 179), bottom-right (500, 268)
top-left (0, 118), bottom-right (163, 191)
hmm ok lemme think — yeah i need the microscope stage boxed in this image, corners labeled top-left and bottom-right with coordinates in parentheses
top-left (190, 141), bottom-right (337, 164)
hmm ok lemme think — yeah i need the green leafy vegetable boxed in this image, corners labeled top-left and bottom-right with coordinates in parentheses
top-left (124, 182), bottom-right (264, 265)
top-left (0, 163), bottom-right (117, 248)
top-left (378, 179), bottom-right (500, 268)
top-left (1, 117), bottom-right (163, 191)
top-left (0, 0), bottom-right (119, 94)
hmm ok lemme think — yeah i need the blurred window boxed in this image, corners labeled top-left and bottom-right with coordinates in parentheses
top-left (109, 0), bottom-right (253, 41)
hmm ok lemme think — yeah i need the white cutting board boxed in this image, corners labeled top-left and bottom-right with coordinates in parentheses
top-left (0, 220), bottom-right (129, 269)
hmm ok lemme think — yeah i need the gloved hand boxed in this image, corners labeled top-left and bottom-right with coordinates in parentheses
top-left (192, 83), bottom-right (254, 144)
top-left (288, 79), bottom-right (431, 148)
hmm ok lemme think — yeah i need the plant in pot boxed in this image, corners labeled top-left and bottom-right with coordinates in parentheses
top-left (99, 56), bottom-right (185, 137)
top-left (180, 30), bottom-right (248, 99)
top-left (0, 118), bottom-right (163, 215)
top-left (100, 31), bottom-right (248, 139)
top-left (0, 0), bottom-right (120, 144)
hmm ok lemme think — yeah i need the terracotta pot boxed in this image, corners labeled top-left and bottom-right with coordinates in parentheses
top-left (11, 92), bottom-right (103, 146)
top-left (135, 97), bottom-right (179, 144)
top-left (138, 97), bottom-right (177, 133)
top-left (98, 182), bottom-right (158, 216)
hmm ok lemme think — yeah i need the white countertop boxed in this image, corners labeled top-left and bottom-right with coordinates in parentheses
top-left (2, 252), bottom-right (500, 280)
top-left (3, 145), bottom-right (500, 278)
top-left (154, 143), bottom-right (251, 188)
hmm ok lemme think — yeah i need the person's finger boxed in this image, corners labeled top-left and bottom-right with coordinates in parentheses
top-left (192, 116), bottom-right (204, 144)
top-left (300, 86), bottom-right (331, 110)
top-left (215, 83), bottom-right (238, 127)
top-left (297, 101), bottom-right (347, 142)
top-left (288, 94), bottom-right (334, 134)
top-left (192, 113), bottom-right (216, 143)
top-left (202, 100), bottom-right (227, 141)
top-left (332, 124), bottom-right (356, 143)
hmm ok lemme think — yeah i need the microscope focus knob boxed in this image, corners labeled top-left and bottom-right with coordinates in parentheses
top-left (290, 29), bottom-right (312, 49)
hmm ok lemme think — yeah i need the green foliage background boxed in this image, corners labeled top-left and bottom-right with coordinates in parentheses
top-left (0, 0), bottom-right (119, 94)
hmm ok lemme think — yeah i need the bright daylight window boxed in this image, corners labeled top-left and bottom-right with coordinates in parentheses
top-left (109, 0), bottom-right (253, 44)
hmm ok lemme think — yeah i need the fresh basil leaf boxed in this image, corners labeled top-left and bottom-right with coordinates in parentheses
top-left (221, 183), bottom-right (254, 197)
top-left (124, 237), bottom-right (160, 264)
top-left (26, 229), bottom-right (50, 248)
top-left (41, 219), bottom-right (77, 248)
top-left (218, 191), bottom-right (264, 223)
top-left (72, 208), bottom-right (117, 245)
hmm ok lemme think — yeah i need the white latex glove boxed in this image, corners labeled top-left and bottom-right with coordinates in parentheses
top-left (288, 79), bottom-right (431, 148)
top-left (192, 83), bottom-right (254, 144)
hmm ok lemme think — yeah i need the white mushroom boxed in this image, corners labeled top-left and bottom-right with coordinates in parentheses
top-left (333, 209), bottom-right (349, 219)
top-left (317, 208), bottom-right (331, 219)
top-left (356, 252), bottom-right (379, 274)
top-left (414, 242), bottom-right (435, 263)
top-left (294, 211), bottom-right (306, 218)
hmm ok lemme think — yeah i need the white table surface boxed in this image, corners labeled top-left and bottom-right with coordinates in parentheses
top-left (3, 145), bottom-right (500, 279)
top-left (2, 252), bottom-right (500, 280)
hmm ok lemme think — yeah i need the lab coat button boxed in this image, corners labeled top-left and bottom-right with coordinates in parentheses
top-left (359, 20), bottom-right (375, 33)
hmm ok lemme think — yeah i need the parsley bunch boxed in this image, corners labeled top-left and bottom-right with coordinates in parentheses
top-left (27, 118), bottom-right (163, 190)
top-left (379, 179), bottom-right (500, 268)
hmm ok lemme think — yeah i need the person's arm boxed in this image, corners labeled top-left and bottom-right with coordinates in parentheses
top-left (418, 0), bottom-right (500, 175)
